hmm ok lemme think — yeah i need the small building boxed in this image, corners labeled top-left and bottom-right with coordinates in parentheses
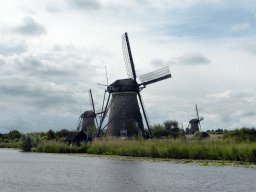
top-left (65, 131), bottom-right (87, 146)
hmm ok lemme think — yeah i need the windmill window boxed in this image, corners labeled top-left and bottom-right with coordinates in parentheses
top-left (122, 112), bottom-right (126, 118)
top-left (120, 130), bottom-right (127, 140)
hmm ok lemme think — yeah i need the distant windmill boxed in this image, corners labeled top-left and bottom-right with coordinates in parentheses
top-left (187, 104), bottom-right (204, 134)
top-left (77, 89), bottom-right (100, 132)
top-left (96, 32), bottom-right (172, 138)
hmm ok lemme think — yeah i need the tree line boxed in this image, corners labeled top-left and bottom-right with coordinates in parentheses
top-left (0, 129), bottom-right (71, 143)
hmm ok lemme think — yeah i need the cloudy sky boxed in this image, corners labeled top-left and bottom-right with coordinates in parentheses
top-left (0, 0), bottom-right (255, 133)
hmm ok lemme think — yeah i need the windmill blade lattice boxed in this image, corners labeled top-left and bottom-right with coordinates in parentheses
top-left (139, 66), bottom-right (171, 86)
top-left (195, 104), bottom-right (202, 132)
top-left (122, 33), bottom-right (136, 80)
top-left (89, 89), bottom-right (99, 127)
top-left (88, 89), bottom-right (94, 112)
top-left (195, 105), bottom-right (199, 120)
top-left (76, 118), bottom-right (82, 131)
top-left (103, 96), bottom-right (113, 121)
top-left (88, 90), bottom-right (94, 112)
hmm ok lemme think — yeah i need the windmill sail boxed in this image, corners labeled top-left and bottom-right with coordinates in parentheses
top-left (139, 66), bottom-right (171, 86)
top-left (122, 33), bottom-right (137, 80)
top-left (137, 92), bottom-right (152, 138)
top-left (195, 104), bottom-right (202, 132)
top-left (97, 94), bottom-right (113, 136)
top-left (76, 118), bottom-right (82, 131)
top-left (89, 89), bottom-right (98, 127)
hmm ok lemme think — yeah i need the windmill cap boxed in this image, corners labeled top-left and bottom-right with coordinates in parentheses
top-left (107, 78), bottom-right (138, 93)
top-left (189, 118), bottom-right (200, 123)
top-left (80, 110), bottom-right (96, 118)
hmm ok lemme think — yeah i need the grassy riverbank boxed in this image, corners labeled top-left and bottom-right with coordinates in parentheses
top-left (0, 142), bottom-right (21, 148)
top-left (33, 134), bottom-right (256, 163)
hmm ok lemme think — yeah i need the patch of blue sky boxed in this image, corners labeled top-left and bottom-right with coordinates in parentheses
top-left (162, 4), bottom-right (256, 39)
top-left (0, 44), bottom-right (28, 56)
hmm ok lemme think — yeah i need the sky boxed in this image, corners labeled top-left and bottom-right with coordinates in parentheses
top-left (0, 0), bottom-right (255, 133)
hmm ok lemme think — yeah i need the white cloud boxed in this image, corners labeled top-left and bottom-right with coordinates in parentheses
top-left (207, 91), bottom-right (231, 99)
top-left (150, 59), bottom-right (164, 67)
top-left (179, 52), bottom-right (210, 65)
top-left (66, 0), bottom-right (149, 13)
top-left (10, 16), bottom-right (47, 36)
top-left (207, 90), bottom-right (254, 101)
top-left (151, 52), bottom-right (210, 67)
top-left (0, 39), bottom-right (28, 56)
top-left (242, 44), bottom-right (256, 54)
top-left (66, 0), bottom-right (102, 10)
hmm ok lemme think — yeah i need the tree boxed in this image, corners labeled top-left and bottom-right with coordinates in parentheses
top-left (39, 132), bottom-right (47, 137)
top-left (58, 129), bottom-right (70, 138)
top-left (46, 129), bottom-right (55, 140)
top-left (20, 135), bottom-right (32, 152)
top-left (151, 124), bottom-right (167, 138)
top-left (29, 133), bottom-right (44, 147)
top-left (9, 130), bottom-right (22, 140)
top-left (85, 126), bottom-right (97, 135)
top-left (164, 120), bottom-right (181, 139)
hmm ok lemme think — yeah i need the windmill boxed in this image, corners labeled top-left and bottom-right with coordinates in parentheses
top-left (187, 104), bottom-right (204, 134)
top-left (76, 89), bottom-right (100, 133)
top-left (96, 32), bottom-right (172, 138)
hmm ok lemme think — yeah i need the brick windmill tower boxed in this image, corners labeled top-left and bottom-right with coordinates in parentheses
top-left (77, 89), bottom-right (99, 132)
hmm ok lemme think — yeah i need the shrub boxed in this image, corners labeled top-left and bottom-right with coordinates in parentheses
top-left (31, 148), bottom-right (38, 152)
top-left (35, 140), bottom-right (89, 153)
top-left (223, 127), bottom-right (256, 142)
top-left (4, 139), bottom-right (9, 143)
top-left (0, 142), bottom-right (20, 148)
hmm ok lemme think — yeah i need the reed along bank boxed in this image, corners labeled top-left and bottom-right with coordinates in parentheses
top-left (34, 134), bottom-right (256, 163)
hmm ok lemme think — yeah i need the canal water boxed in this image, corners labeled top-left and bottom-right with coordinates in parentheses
top-left (0, 149), bottom-right (255, 192)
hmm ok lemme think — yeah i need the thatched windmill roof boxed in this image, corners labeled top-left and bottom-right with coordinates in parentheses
top-left (189, 118), bottom-right (200, 124)
top-left (107, 78), bottom-right (138, 93)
